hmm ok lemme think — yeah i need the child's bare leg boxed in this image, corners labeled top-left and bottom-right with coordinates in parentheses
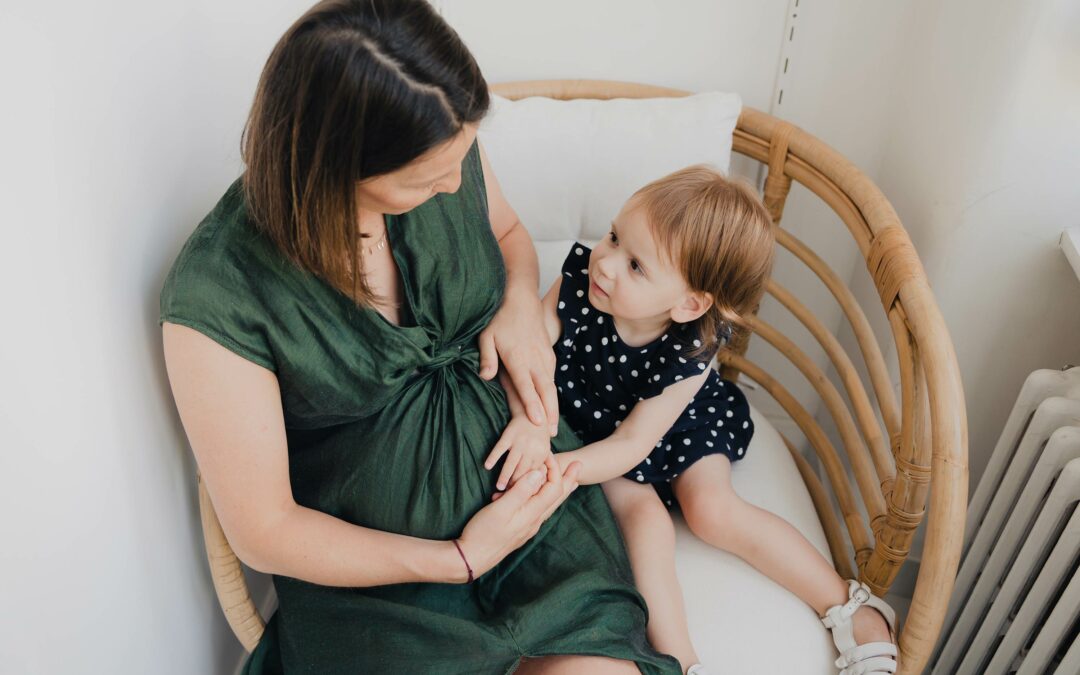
top-left (673, 455), bottom-right (892, 647)
top-left (603, 478), bottom-right (700, 673)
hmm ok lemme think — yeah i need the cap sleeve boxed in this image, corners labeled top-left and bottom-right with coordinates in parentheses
top-left (555, 243), bottom-right (592, 338)
top-left (634, 331), bottom-right (714, 400)
top-left (159, 185), bottom-right (277, 372)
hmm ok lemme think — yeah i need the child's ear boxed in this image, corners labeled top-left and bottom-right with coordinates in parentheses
top-left (670, 290), bottom-right (714, 324)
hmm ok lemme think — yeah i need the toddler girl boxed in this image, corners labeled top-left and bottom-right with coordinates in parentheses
top-left (488, 166), bottom-right (899, 675)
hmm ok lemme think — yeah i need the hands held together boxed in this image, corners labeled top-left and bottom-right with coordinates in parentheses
top-left (456, 399), bottom-right (577, 583)
top-left (454, 455), bottom-right (580, 581)
top-left (455, 288), bottom-right (577, 582)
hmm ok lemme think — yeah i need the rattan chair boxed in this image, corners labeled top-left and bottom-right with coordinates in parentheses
top-left (196, 80), bottom-right (968, 675)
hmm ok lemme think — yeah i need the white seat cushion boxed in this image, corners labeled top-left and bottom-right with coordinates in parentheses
top-left (482, 90), bottom-right (836, 673)
top-left (674, 402), bottom-right (836, 673)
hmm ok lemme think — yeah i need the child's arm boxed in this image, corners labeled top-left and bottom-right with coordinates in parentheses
top-left (555, 368), bottom-right (711, 485)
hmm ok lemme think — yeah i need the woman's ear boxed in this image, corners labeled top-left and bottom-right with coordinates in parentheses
top-left (670, 290), bottom-right (714, 324)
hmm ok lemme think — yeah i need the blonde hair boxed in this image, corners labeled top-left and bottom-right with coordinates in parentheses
top-left (631, 164), bottom-right (776, 359)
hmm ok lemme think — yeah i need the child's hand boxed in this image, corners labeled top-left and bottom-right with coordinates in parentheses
top-left (485, 415), bottom-right (554, 491)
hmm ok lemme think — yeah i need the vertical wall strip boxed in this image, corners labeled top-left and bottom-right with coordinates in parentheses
top-left (772, 0), bottom-right (801, 115)
top-left (757, 0), bottom-right (802, 190)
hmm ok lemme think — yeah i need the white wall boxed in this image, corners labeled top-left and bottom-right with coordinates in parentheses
top-left (869, 0), bottom-right (1080, 490)
top-left (0, 2), bottom-right (310, 673)
top-left (828, 0), bottom-right (1080, 567)
top-left (439, 0), bottom-right (789, 110)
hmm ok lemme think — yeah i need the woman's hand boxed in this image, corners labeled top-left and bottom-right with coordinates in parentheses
top-left (478, 287), bottom-right (559, 435)
top-left (485, 415), bottom-right (554, 491)
top-left (455, 455), bottom-right (580, 580)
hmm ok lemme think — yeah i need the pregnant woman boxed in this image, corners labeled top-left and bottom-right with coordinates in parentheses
top-left (160, 1), bottom-right (680, 673)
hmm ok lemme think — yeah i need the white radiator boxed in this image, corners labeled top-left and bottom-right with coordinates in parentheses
top-left (931, 367), bottom-right (1080, 675)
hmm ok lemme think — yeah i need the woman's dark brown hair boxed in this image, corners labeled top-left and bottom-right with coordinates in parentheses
top-left (241, 0), bottom-right (490, 304)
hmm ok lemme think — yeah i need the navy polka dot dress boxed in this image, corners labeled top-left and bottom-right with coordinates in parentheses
top-left (554, 243), bottom-right (755, 506)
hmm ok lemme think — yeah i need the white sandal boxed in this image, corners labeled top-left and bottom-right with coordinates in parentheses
top-left (821, 580), bottom-right (898, 675)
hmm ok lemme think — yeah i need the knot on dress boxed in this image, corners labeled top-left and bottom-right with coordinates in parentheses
top-left (418, 340), bottom-right (479, 374)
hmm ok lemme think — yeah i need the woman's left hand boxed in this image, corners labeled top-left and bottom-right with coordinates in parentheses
top-left (478, 286), bottom-right (559, 435)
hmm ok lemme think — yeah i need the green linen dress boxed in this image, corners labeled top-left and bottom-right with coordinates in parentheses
top-left (160, 141), bottom-right (681, 675)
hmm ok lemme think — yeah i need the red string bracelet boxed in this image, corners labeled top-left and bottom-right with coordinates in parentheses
top-left (452, 539), bottom-right (474, 583)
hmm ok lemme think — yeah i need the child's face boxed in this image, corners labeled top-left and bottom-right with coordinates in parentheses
top-left (587, 200), bottom-right (710, 326)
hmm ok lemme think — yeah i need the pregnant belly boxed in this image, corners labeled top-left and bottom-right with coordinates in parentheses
top-left (287, 364), bottom-right (511, 541)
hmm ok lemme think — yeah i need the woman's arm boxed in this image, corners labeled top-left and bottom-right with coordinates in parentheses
top-left (163, 323), bottom-right (578, 585)
top-left (486, 279), bottom-right (565, 489)
top-left (476, 141), bottom-right (560, 435)
top-left (556, 370), bottom-right (711, 485)
top-left (496, 276), bottom-right (563, 417)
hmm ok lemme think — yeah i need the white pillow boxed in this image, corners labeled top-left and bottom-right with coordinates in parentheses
top-left (478, 91), bottom-right (741, 291)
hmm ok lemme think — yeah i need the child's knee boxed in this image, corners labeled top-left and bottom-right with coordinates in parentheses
top-left (679, 484), bottom-right (742, 542)
top-left (613, 491), bottom-right (675, 544)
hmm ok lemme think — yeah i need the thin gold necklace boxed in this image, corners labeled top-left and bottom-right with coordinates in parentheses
top-left (362, 227), bottom-right (388, 256)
